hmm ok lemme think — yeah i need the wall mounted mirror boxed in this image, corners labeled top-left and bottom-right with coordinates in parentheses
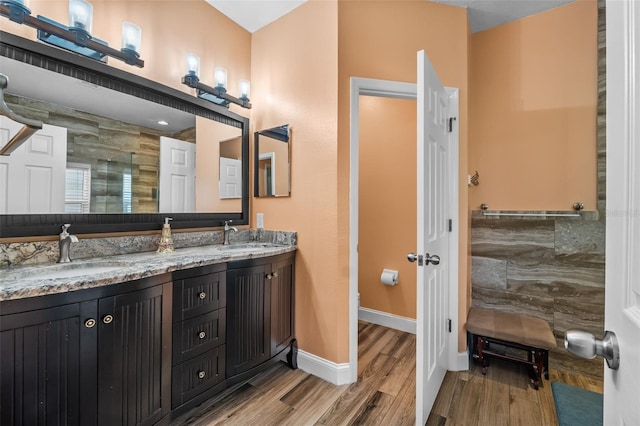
top-left (254, 124), bottom-right (290, 198)
top-left (0, 31), bottom-right (249, 237)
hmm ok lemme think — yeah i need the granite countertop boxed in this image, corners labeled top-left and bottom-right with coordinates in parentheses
top-left (0, 242), bottom-right (296, 302)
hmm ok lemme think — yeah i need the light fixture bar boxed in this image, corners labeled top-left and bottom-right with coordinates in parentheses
top-left (0, 3), bottom-right (144, 67)
top-left (182, 74), bottom-right (252, 109)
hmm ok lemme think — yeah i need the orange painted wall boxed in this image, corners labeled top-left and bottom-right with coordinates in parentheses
top-left (469, 0), bottom-right (598, 211)
top-left (338, 0), bottom-right (470, 353)
top-left (358, 96), bottom-right (417, 319)
top-left (0, 0), bottom-right (251, 117)
top-left (251, 1), bottom-right (340, 361)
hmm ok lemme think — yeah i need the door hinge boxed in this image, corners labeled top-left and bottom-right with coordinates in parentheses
top-left (448, 219), bottom-right (452, 232)
top-left (448, 117), bottom-right (457, 133)
top-left (447, 319), bottom-right (452, 333)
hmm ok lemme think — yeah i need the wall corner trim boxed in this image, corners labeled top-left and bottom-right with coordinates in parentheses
top-left (297, 350), bottom-right (353, 386)
top-left (358, 307), bottom-right (417, 334)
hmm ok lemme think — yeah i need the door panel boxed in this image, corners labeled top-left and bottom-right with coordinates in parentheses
top-left (416, 50), bottom-right (450, 425)
top-left (0, 117), bottom-right (67, 214)
top-left (604, 1), bottom-right (640, 423)
top-left (159, 136), bottom-right (195, 213)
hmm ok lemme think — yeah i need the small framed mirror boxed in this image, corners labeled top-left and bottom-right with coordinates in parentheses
top-left (254, 124), bottom-right (290, 197)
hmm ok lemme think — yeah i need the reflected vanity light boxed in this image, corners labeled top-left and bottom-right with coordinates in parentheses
top-left (181, 55), bottom-right (251, 110)
top-left (0, 0), bottom-right (144, 67)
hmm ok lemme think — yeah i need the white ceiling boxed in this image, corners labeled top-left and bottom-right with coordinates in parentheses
top-left (206, 0), bottom-right (575, 34)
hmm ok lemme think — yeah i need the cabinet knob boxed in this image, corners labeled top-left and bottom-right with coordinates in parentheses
top-left (198, 331), bottom-right (206, 339)
top-left (272, 272), bottom-right (278, 278)
top-left (102, 314), bottom-right (114, 324)
top-left (197, 370), bottom-right (206, 379)
top-left (198, 291), bottom-right (206, 300)
top-left (84, 318), bottom-right (96, 328)
top-left (266, 273), bottom-right (272, 280)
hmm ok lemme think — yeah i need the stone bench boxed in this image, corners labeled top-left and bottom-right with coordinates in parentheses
top-left (466, 307), bottom-right (557, 389)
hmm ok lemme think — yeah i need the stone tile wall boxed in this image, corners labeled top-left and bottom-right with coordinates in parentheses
top-left (471, 213), bottom-right (605, 379)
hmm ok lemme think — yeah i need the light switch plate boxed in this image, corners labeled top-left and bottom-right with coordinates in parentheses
top-left (256, 213), bottom-right (264, 229)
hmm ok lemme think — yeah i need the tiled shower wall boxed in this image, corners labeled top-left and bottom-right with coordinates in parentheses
top-left (471, 214), bottom-right (604, 379)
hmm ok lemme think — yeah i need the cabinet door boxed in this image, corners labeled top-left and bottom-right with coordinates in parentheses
top-left (226, 264), bottom-right (271, 377)
top-left (0, 301), bottom-right (97, 426)
top-left (97, 283), bottom-right (171, 426)
top-left (270, 256), bottom-right (296, 356)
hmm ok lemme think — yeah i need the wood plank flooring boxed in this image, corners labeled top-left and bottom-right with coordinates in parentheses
top-left (172, 321), bottom-right (603, 426)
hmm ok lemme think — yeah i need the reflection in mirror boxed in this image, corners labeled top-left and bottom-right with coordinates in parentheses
top-left (254, 124), bottom-right (290, 198)
top-left (0, 56), bottom-right (244, 215)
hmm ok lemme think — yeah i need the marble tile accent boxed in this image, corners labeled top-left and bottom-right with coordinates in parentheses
top-left (471, 215), bottom-right (605, 378)
top-left (507, 259), bottom-right (605, 289)
top-left (472, 287), bottom-right (554, 326)
top-left (471, 256), bottom-right (507, 289)
top-left (553, 299), bottom-right (605, 338)
top-left (555, 220), bottom-right (605, 256)
top-left (471, 219), bottom-right (555, 258)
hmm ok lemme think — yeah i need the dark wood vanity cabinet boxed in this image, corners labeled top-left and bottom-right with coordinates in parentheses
top-left (0, 251), bottom-right (296, 425)
top-left (0, 275), bottom-right (172, 426)
top-left (171, 263), bottom-right (227, 409)
top-left (226, 252), bottom-right (296, 379)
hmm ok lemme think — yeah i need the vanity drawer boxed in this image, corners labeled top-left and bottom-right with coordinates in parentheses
top-left (171, 346), bottom-right (226, 409)
top-left (173, 269), bottom-right (226, 321)
top-left (173, 308), bottom-right (226, 365)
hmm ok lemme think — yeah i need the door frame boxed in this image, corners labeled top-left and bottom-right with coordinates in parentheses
top-left (349, 77), bottom-right (460, 383)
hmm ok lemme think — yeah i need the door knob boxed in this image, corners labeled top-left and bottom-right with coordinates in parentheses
top-left (407, 253), bottom-right (423, 266)
top-left (425, 253), bottom-right (440, 265)
top-left (564, 329), bottom-right (620, 370)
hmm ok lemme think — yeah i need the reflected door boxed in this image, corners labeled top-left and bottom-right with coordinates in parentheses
top-left (159, 136), bottom-right (195, 213)
top-left (0, 117), bottom-right (67, 214)
top-left (219, 157), bottom-right (242, 199)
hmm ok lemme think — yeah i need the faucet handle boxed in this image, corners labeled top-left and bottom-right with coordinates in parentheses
top-left (62, 223), bottom-right (71, 231)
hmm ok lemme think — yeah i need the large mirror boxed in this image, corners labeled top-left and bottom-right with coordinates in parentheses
top-left (0, 31), bottom-right (248, 237)
top-left (254, 124), bottom-right (290, 197)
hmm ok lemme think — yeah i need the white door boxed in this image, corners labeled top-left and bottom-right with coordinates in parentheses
top-left (603, 1), bottom-right (640, 423)
top-left (0, 117), bottom-right (67, 214)
top-left (219, 157), bottom-right (242, 199)
top-left (415, 50), bottom-right (450, 424)
top-left (159, 136), bottom-right (195, 213)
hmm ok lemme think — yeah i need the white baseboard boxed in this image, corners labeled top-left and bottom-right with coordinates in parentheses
top-left (451, 351), bottom-right (469, 371)
top-left (358, 307), bottom-right (416, 334)
top-left (297, 350), bottom-right (353, 386)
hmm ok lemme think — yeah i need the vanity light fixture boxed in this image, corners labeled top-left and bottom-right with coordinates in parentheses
top-left (181, 54), bottom-right (252, 109)
top-left (0, 0), bottom-right (144, 67)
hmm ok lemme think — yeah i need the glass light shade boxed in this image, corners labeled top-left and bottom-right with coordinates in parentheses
top-left (121, 22), bottom-right (142, 54)
top-left (239, 80), bottom-right (250, 100)
top-left (214, 67), bottom-right (227, 89)
top-left (68, 0), bottom-right (93, 33)
top-left (186, 54), bottom-right (200, 77)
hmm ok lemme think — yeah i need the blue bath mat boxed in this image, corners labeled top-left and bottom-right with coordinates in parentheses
top-left (551, 382), bottom-right (603, 426)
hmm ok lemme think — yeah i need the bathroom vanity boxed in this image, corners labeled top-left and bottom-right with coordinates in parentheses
top-left (0, 244), bottom-right (296, 425)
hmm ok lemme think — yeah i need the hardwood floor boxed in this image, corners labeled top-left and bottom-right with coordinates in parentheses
top-left (172, 321), bottom-right (603, 426)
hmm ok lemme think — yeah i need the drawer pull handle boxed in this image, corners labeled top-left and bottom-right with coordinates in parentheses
top-left (198, 331), bottom-right (206, 339)
top-left (198, 292), bottom-right (206, 300)
top-left (197, 370), bottom-right (206, 379)
top-left (85, 318), bottom-right (96, 328)
top-left (103, 314), bottom-right (113, 324)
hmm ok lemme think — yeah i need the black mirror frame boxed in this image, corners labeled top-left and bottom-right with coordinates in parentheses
top-left (253, 124), bottom-right (290, 198)
top-left (0, 31), bottom-right (249, 238)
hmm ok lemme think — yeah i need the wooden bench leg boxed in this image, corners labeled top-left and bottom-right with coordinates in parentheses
top-left (544, 350), bottom-right (550, 380)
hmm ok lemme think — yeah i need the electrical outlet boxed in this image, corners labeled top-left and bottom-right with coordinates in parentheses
top-left (256, 213), bottom-right (264, 229)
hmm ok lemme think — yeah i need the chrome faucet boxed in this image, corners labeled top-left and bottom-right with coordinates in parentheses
top-left (58, 224), bottom-right (79, 263)
top-left (223, 220), bottom-right (238, 245)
